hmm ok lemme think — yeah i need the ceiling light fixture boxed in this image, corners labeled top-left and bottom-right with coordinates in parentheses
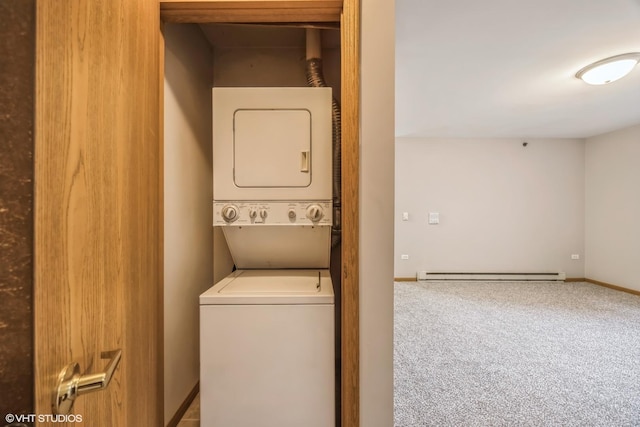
top-left (576, 53), bottom-right (640, 85)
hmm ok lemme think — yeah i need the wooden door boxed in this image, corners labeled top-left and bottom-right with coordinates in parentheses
top-left (34, 1), bottom-right (162, 425)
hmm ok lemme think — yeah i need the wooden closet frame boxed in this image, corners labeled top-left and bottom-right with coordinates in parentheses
top-left (159, 1), bottom-right (361, 426)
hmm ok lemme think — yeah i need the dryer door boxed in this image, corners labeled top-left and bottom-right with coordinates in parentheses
top-left (212, 87), bottom-right (332, 201)
top-left (234, 109), bottom-right (311, 188)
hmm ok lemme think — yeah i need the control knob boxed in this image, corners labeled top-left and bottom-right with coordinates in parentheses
top-left (221, 205), bottom-right (239, 223)
top-left (306, 204), bottom-right (324, 222)
top-left (249, 208), bottom-right (258, 220)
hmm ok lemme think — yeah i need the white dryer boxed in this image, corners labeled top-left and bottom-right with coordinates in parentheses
top-left (212, 87), bottom-right (333, 202)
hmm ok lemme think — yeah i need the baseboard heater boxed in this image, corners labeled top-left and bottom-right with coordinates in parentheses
top-left (417, 271), bottom-right (566, 281)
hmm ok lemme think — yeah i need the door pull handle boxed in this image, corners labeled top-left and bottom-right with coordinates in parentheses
top-left (300, 150), bottom-right (310, 172)
top-left (54, 349), bottom-right (122, 415)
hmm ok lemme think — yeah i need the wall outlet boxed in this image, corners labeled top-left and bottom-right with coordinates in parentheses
top-left (571, 254), bottom-right (580, 260)
top-left (401, 254), bottom-right (409, 260)
top-left (428, 212), bottom-right (440, 224)
top-left (402, 212), bottom-right (409, 221)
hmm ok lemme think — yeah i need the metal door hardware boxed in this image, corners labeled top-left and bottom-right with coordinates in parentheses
top-left (53, 349), bottom-right (122, 415)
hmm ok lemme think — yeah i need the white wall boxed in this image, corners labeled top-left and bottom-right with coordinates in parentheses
top-left (214, 47), bottom-right (307, 87)
top-left (585, 124), bottom-right (640, 291)
top-left (360, 0), bottom-right (395, 425)
top-left (163, 24), bottom-right (214, 424)
top-left (395, 138), bottom-right (585, 278)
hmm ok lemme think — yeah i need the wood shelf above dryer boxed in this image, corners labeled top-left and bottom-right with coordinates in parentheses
top-left (160, 0), bottom-right (343, 23)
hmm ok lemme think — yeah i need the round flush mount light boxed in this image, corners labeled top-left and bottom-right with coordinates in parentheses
top-left (576, 53), bottom-right (640, 85)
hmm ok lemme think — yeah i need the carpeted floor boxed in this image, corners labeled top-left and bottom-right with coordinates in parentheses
top-left (394, 281), bottom-right (640, 427)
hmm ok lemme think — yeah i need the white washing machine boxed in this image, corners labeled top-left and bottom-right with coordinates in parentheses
top-left (201, 87), bottom-right (335, 426)
top-left (200, 270), bottom-right (334, 427)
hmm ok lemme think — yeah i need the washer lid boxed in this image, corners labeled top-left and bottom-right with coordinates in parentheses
top-left (200, 269), bottom-right (334, 305)
top-left (220, 270), bottom-right (320, 294)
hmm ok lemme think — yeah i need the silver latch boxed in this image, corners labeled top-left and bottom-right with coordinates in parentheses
top-left (53, 349), bottom-right (122, 415)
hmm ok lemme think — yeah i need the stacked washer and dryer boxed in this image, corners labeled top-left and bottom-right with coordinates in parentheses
top-left (200, 87), bottom-right (335, 427)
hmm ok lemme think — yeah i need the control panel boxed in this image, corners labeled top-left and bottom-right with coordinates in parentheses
top-left (214, 201), bottom-right (332, 226)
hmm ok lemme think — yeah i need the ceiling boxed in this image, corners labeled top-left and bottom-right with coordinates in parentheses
top-left (395, 0), bottom-right (640, 138)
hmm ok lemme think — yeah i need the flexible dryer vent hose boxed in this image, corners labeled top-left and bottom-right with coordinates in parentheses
top-left (305, 29), bottom-right (342, 249)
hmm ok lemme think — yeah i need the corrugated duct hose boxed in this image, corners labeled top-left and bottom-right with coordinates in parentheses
top-left (306, 29), bottom-right (341, 248)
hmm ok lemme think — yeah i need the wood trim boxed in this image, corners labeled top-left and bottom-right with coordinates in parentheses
top-left (585, 278), bottom-right (640, 296)
top-left (160, 0), bottom-right (342, 23)
top-left (166, 382), bottom-right (200, 427)
top-left (160, 0), bottom-right (341, 5)
top-left (341, 0), bottom-right (359, 425)
top-left (565, 278), bottom-right (586, 283)
top-left (158, 23), bottom-right (167, 427)
top-left (122, 0), bottom-right (164, 422)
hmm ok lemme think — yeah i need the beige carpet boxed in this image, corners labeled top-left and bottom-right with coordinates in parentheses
top-left (394, 281), bottom-right (640, 427)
